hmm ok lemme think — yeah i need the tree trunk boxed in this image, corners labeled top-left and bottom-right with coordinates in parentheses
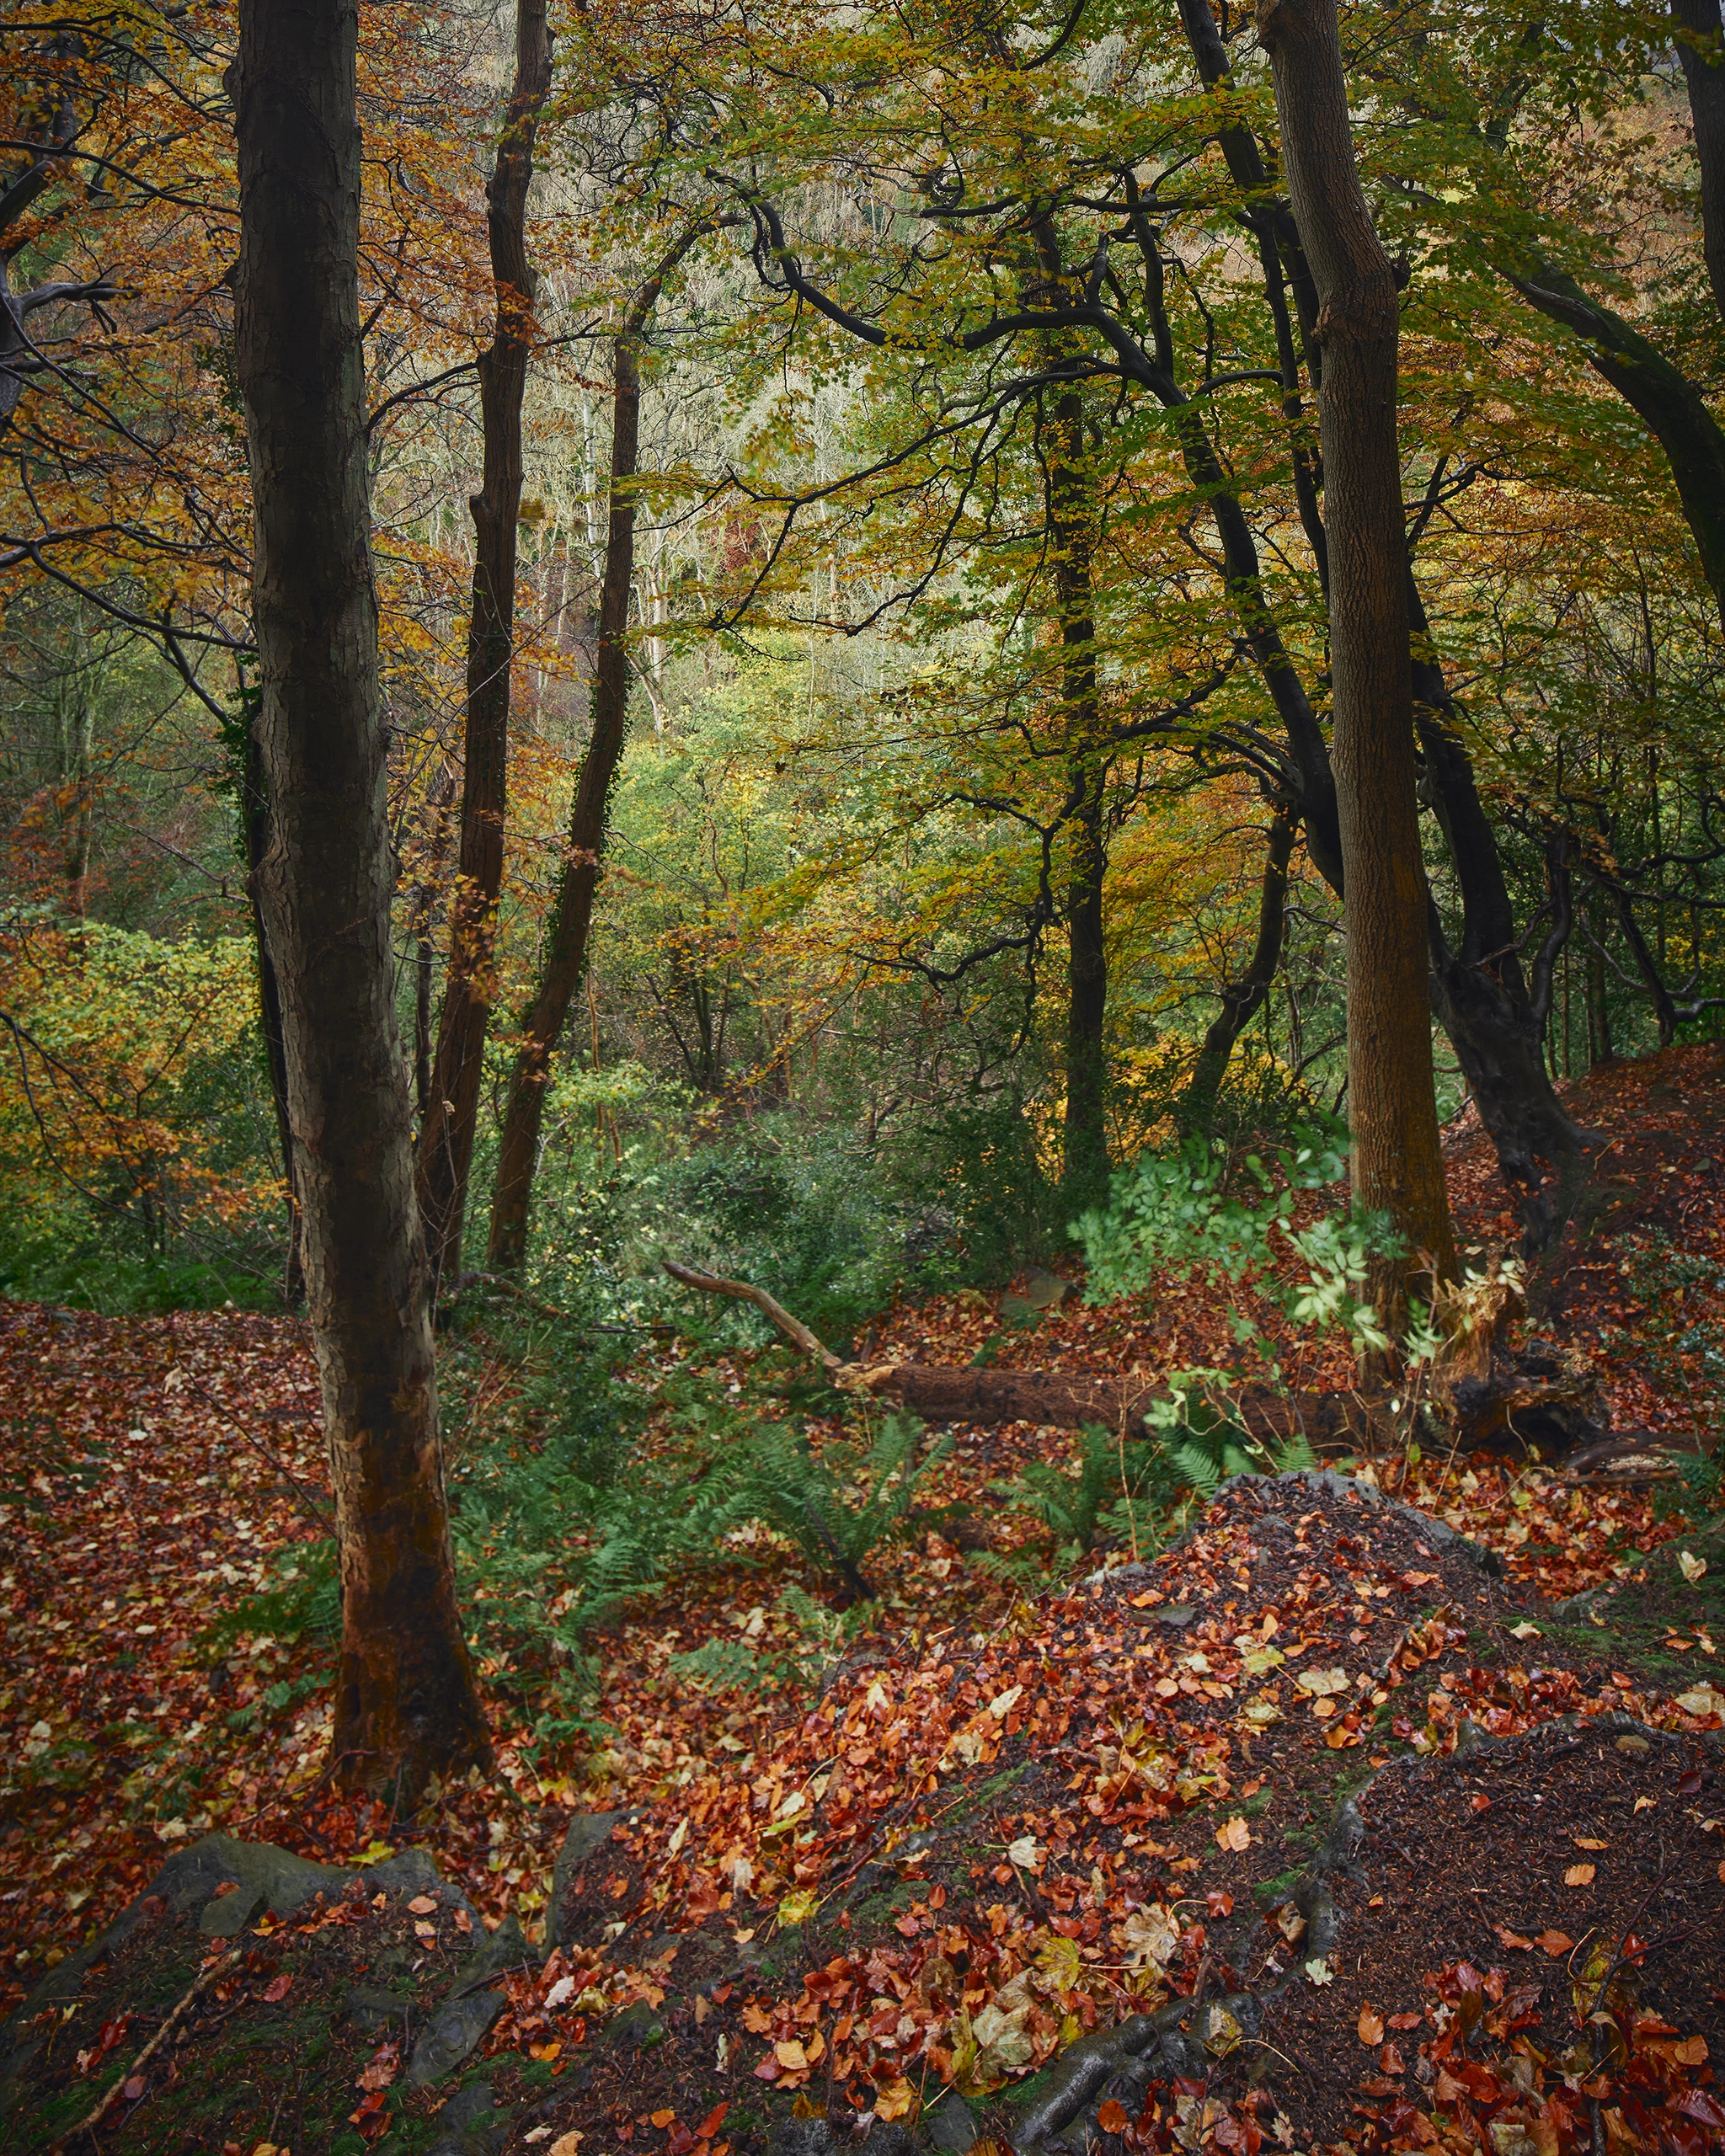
top-left (415, 0), bottom-right (553, 1300)
top-left (1673, 0), bottom-right (1725, 328)
top-left (1410, 574), bottom-right (1590, 1235)
top-left (1258, 0), bottom-right (1456, 1299)
top-left (240, 724), bottom-right (303, 1303)
top-left (1048, 387), bottom-right (1110, 1207)
top-left (230, 0), bottom-right (489, 1793)
top-left (487, 232), bottom-right (711, 1270)
top-left (1510, 262), bottom-right (1725, 628)
top-left (1181, 796), bottom-right (1297, 1130)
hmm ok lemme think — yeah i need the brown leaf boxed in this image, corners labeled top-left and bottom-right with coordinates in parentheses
top-left (1358, 2006), bottom-right (1385, 2046)
top-left (1493, 1927), bottom-right (1535, 1951)
top-left (262, 1972), bottom-right (292, 2003)
top-left (407, 1894), bottom-right (439, 1915)
top-left (1097, 2100), bottom-right (1130, 2133)
top-left (1563, 1864), bottom-right (1595, 1887)
top-left (1537, 1929), bottom-right (1575, 1956)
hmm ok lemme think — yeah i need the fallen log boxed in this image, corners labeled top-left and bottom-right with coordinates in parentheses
top-left (662, 1260), bottom-right (1612, 1460)
top-left (663, 1262), bottom-right (1386, 1450)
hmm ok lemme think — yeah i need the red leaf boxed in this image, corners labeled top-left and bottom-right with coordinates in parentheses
top-left (262, 1972), bottom-right (292, 2003)
top-left (696, 2105), bottom-right (730, 2140)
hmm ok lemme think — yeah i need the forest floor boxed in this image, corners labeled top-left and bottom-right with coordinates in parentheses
top-left (3, 1044), bottom-right (1725, 2153)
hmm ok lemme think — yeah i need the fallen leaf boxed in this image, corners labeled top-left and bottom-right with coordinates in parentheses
top-left (1679, 1550), bottom-right (1708, 1584)
top-left (650, 2111), bottom-right (676, 2129)
top-left (1215, 1817), bottom-right (1251, 1853)
top-left (1387, 2012), bottom-right (1423, 2031)
top-left (407, 1894), bottom-right (439, 1915)
top-left (1358, 2006), bottom-right (1385, 2045)
top-left (551, 2135), bottom-right (585, 2156)
top-left (1675, 1685), bottom-right (1725, 1716)
top-left (1537, 1929), bottom-right (1575, 1956)
top-left (1494, 1927), bottom-right (1535, 1951)
top-left (1305, 1957), bottom-right (1333, 1986)
top-left (545, 1975), bottom-right (575, 2009)
top-left (1097, 2101), bottom-right (1130, 2133)
top-left (775, 2040), bottom-right (809, 2072)
top-left (260, 1972), bottom-right (292, 2004)
top-left (696, 2105), bottom-right (729, 2140)
top-left (1509, 1622), bottom-right (1541, 1641)
top-left (987, 1685), bottom-right (1023, 1721)
top-left (1573, 1838), bottom-right (1608, 1851)
top-left (875, 2078), bottom-right (916, 2122)
top-left (777, 1890), bottom-right (819, 1927)
top-left (1564, 1864), bottom-right (1595, 1886)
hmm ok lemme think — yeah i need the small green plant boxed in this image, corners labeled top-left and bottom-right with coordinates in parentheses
top-left (1072, 1127), bottom-right (1402, 1363)
top-left (992, 1406), bottom-right (1317, 1571)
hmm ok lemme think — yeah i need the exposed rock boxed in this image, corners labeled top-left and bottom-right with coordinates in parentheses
top-left (547, 1807), bottom-right (627, 1949)
top-left (405, 1913), bottom-right (531, 2088)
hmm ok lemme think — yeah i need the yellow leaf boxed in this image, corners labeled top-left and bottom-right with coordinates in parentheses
top-left (875, 2078), bottom-right (916, 2122)
top-left (775, 2039), bottom-right (809, 2072)
top-left (777, 1889), bottom-right (819, 1927)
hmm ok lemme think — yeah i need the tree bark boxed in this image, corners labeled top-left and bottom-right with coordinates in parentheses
top-left (231, 0), bottom-right (489, 1792)
top-left (1048, 386), bottom-right (1110, 1207)
top-left (1181, 796), bottom-right (1297, 1130)
top-left (1673, 0), bottom-right (1725, 328)
top-left (1511, 262), bottom-right (1725, 628)
top-left (1411, 574), bottom-right (1590, 1232)
top-left (415, 0), bottom-right (553, 1300)
top-left (1258, 0), bottom-right (1457, 1298)
top-left (486, 229), bottom-right (713, 1270)
top-left (240, 724), bottom-right (303, 1303)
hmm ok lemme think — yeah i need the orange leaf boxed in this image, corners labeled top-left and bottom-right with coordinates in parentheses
top-left (1358, 2007), bottom-right (1384, 2046)
top-left (1215, 1817), bottom-right (1251, 1853)
top-left (1097, 2101), bottom-right (1130, 2133)
top-left (1536, 1929), bottom-right (1575, 1956)
top-left (696, 2105), bottom-right (729, 2141)
top-left (1563, 1864), bottom-right (1595, 1887)
top-left (262, 1973), bottom-right (292, 2004)
top-left (775, 2040), bottom-right (809, 2072)
top-left (650, 2111), bottom-right (676, 2129)
top-left (408, 1894), bottom-right (439, 1915)
top-left (1494, 1928), bottom-right (1535, 1951)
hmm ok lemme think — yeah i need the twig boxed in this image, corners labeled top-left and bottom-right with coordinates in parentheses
top-left (56, 1946), bottom-right (241, 2149)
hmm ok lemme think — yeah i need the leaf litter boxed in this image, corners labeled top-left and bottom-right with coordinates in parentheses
top-left (3, 1045), bottom-right (1725, 2150)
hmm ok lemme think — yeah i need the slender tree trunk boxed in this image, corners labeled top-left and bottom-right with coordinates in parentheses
top-left (1048, 386), bottom-right (1110, 1206)
top-left (1258, 0), bottom-right (1456, 1296)
top-left (407, 760), bottom-right (458, 1123)
top-left (1410, 574), bottom-right (1590, 1230)
top-left (486, 245), bottom-right (697, 1269)
top-left (231, 0), bottom-right (489, 1793)
top-left (240, 726), bottom-right (303, 1303)
top-left (1510, 263), bottom-right (1725, 628)
top-left (1181, 797), bottom-right (1297, 1130)
top-left (1673, 0), bottom-right (1725, 327)
top-left (415, 0), bottom-right (553, 1299)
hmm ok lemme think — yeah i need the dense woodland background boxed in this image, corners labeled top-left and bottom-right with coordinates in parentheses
top-left (4, 0), bottom-right (1724, 1342)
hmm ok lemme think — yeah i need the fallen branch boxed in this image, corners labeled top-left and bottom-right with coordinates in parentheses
top-left (56, 1945), bottom-right (242, 2150)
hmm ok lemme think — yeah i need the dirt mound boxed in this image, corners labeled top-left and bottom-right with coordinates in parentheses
top-left (521, 1473), bottom-right (1722, 2156)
